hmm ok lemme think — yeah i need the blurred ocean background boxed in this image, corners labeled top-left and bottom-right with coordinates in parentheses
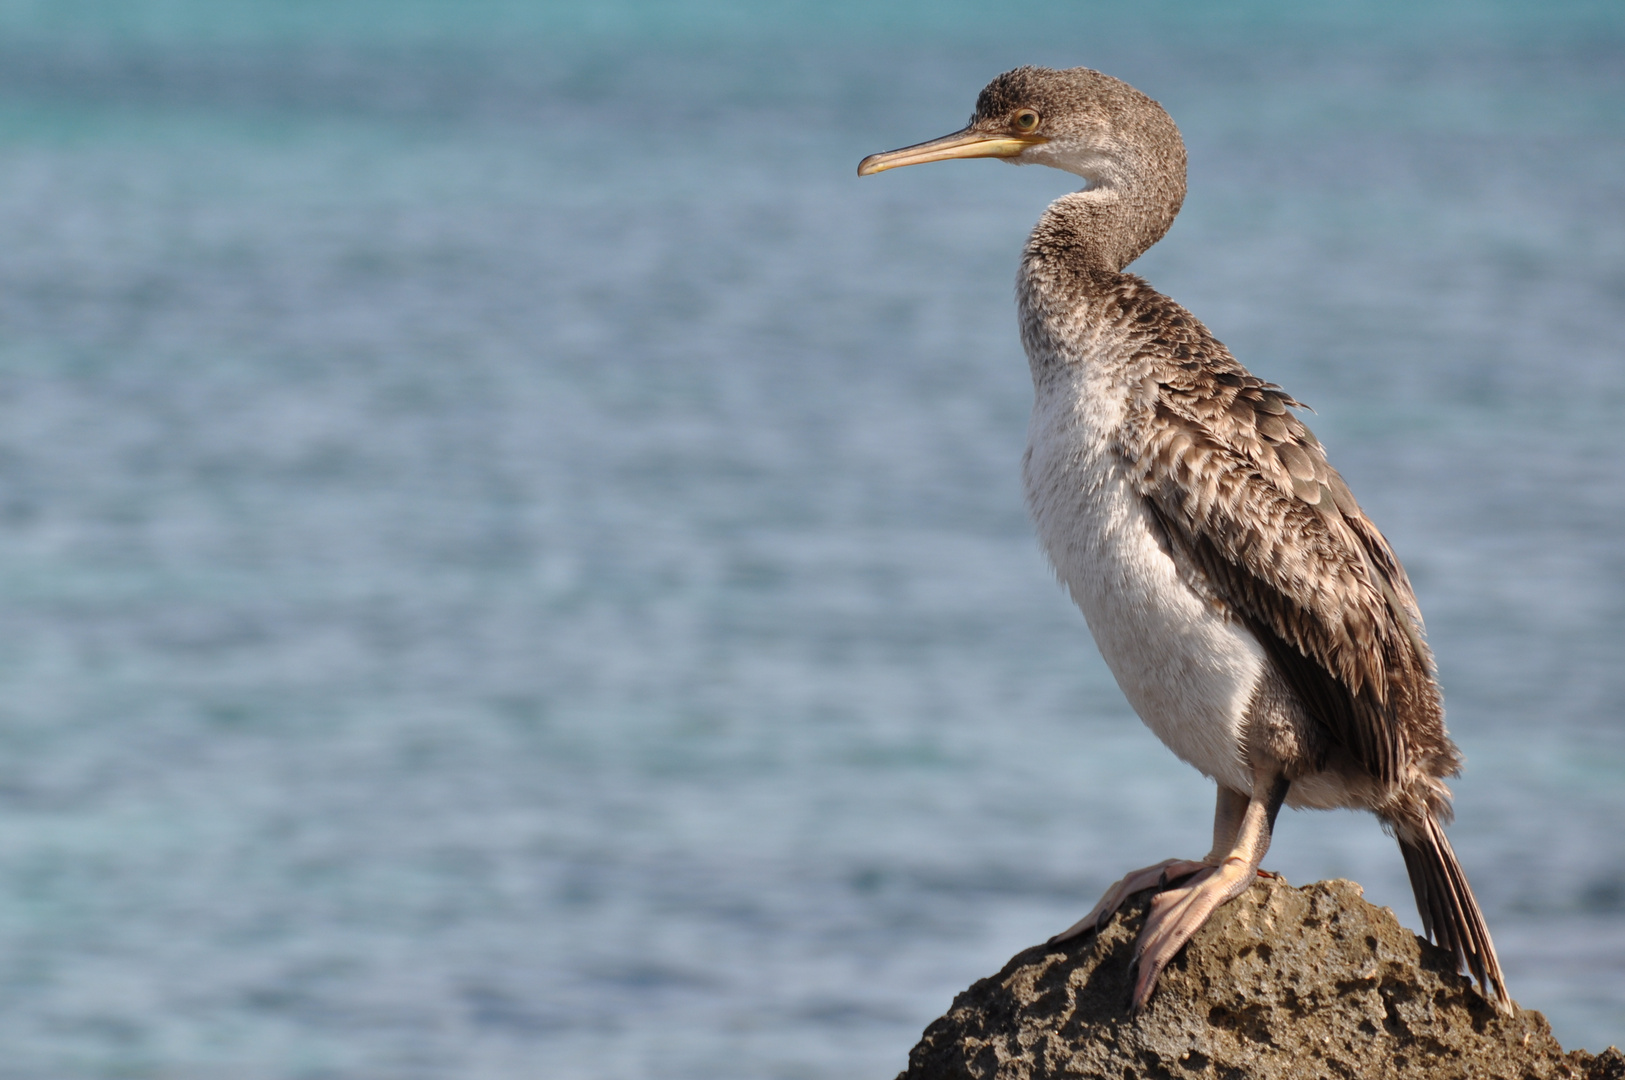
top-left (0, 0), bottom-right (1619, 1076)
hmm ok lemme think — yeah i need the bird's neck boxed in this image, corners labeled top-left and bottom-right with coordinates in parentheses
top-left (1016, 191), bottom-right (1170, 382)
top-left (1016, 180), bottom-right (1184, 379)
top-left (1023, 187), bottom-right (1177, 278)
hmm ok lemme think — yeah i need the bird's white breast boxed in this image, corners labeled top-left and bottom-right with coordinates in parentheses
top-left (1021, 351), bottom-right (1263, 794)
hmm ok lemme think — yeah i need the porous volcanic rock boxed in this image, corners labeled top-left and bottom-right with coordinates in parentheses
top-left (898, 877), bottom-right (1623, 1080)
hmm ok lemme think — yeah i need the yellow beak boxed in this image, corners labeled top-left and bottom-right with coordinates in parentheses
top-left (857, 128), bottom-right (1047, 176)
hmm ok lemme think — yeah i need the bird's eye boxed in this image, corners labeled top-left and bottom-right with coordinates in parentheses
top-left (1012, 109), bottom-right (1040, 132)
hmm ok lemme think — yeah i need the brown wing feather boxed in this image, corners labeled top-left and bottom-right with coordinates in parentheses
top-left (1113, 289), bottom-right (1456, 791)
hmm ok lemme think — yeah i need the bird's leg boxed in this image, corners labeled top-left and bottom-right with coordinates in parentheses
top-left (1205, 784), bottom-right (1250, 864)
top-left (1129, 765), bottom-right (1290, 1010)
top-left (1049, 785), bottom-right (1250, 945)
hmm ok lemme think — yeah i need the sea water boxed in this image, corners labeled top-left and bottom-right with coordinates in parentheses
top-left (0, 2), bottom-right (1619, 1076)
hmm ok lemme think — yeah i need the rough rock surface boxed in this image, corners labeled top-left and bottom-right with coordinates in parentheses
top-left (899, 878), bottom-right (1624, 1080)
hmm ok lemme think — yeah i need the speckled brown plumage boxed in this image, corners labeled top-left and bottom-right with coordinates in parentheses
top-left (1108, 276), bottom-right (1448, 798)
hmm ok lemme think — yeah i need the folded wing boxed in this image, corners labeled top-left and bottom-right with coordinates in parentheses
top-left (1119, 328), bottom-right (1454, 794)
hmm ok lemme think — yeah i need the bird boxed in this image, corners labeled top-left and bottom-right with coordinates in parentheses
top-left (857, 66), bottom-right (1509, 1013)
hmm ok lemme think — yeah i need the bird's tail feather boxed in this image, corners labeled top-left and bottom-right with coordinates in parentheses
top-left (1397, 814), bottom-right (1511, 1011)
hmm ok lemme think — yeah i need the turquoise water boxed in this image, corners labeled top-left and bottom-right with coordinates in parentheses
top-left (0, 1), bottom-right (1620, 1076)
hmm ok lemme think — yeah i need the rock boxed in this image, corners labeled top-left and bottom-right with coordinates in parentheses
top-left (898, 878), bottom-right (1623, 1079)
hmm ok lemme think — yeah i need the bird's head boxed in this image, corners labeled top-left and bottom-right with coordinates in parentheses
top-left (859, 66), bottom-right (1187, 269)
top-left (858, 66), bottom-right (1183, 187)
